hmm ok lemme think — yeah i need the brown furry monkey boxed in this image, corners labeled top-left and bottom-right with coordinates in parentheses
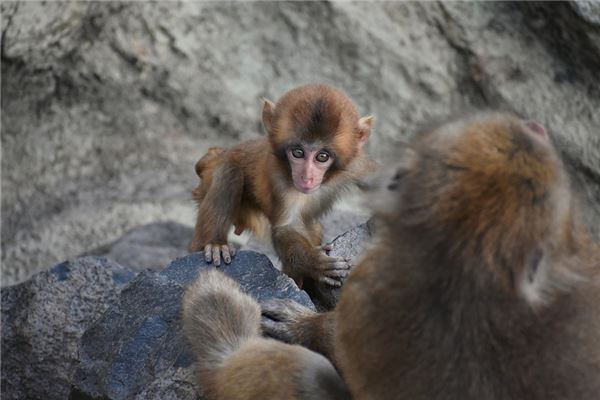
top-left (190, 84), bottom-right (376, 295)
top-left (181, 268), bottom-right (350, 400)
top-left (263, 112), bottom-right (600, 400)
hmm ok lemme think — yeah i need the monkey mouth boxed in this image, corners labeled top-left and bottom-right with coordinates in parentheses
top-left (294, 182), bottom-right (319, 194)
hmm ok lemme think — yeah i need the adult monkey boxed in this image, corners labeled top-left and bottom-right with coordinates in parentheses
top-left (190, 84), bottom-right (376, 293)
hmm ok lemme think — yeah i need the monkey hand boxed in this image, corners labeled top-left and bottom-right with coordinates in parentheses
top-left (203, 243), bottom-right (236, 267)
top-left (319, 243), bottom-right (333, 254)
top-left (260, 298), bottom-right (315, 343)
top-left (310, 250), bottom-right (352, 287)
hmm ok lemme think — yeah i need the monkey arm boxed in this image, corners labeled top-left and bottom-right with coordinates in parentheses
top-left (261, 298), bottom-right (338, 365)
top-left (305, 221), bottom-right (324, 247)
top-left (190, 162), bottom-right (244, 265)
top-left (272, 225), bottom-right (351, 287)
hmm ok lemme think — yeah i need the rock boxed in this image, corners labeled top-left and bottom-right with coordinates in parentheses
top-left (305, 221), bottom-right (374, 311)
top-left (70, 251), bottom-right (314, 400)
top-left (571, 1), bottom-right (600, 25)
top-left (2, 219), bottom-right (372, 399)
top-left (83, 222), bottom-right (194, 272)
top-left (1, 257), bottom-right (136, 400)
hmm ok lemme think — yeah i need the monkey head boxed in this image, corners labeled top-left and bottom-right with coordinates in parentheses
top-left (383, 112), bottom-right (573, 306)
top-left (262, 84), bottom-right (372, 194)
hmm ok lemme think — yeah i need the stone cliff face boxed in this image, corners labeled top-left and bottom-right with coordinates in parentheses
top-left (2, 1), bottom-right (600, 285)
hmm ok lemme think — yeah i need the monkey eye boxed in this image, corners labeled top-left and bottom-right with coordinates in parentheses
top-left (291, 148), bottom-right (304, 158)
top-left (315, 152), bottom-right (330, 163)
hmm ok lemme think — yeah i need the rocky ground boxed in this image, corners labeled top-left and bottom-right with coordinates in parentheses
top-left (2, 1), bottom-right (600, 286)
top-left (1, 221), bottom-right (369, 400)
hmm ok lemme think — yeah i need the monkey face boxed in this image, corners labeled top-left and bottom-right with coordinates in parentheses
top-left (262, 84), bottom-right (372, 176)
top-left (286, 144), bottom-right (335, 194)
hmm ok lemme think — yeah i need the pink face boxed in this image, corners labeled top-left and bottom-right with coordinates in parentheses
top-left (286, 146), bottom-right (335, 194)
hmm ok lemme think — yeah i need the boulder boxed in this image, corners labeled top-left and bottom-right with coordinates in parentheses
top-left (1, 249), bottom-right (320, 400)
top-left (70, 251), bottom-right (314, 400)
top-left (1, 257), bottom-right (136, 400)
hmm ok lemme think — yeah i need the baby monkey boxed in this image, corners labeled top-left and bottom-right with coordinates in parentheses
top-left (262, 112), bottom-right (600, 399)
top-left (190, 84), bottom-right (375, 292)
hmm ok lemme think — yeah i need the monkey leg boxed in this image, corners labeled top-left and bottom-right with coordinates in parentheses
top-left (190, 162), bottom-right (244, 266)
top-left (306, 221), bottom-right (324, 247)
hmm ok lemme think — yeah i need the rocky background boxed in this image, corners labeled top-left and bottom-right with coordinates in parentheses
top-left (2, 1), bottom-right (600, 286)
top-left (2, 2), bottom-right (600, 399)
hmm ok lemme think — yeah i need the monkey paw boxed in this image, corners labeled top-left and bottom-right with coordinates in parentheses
top-left (316, 243), bottom-right (333, 254)
top-left (203, 243), bottom-right (236, 266)
top-left (260, 298), bottom-right (314, 342)
top-left (313, 253), bottom-right (352, 287)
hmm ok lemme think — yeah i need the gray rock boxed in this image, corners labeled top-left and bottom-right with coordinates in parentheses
top-left (305, 222), bottom-right (375, 311)
top-left (1, 257), bottom-right (135, 400)
top-left (572, 1), bottom-right (600, 25)
top-left (70, 251), bottom-right (314, 400)
top-left (2, 219), bottom-right (369, 399)
top-left (328, 220), bottom-right (375, 261)
top-left (83, 221), bottom-right (194, 272)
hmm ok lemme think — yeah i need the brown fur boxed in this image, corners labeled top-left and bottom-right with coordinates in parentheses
top-left (264, 112), bottom-right (600, 399)
top-left (267, 84), bottom-right (368, 170)
top-left (192, 147), bottom-right (226, 202)
top-left (189, 139), bottom-right (275, 249)
top-left (182, 269), bottom-right (350, 400)
top-left (190, 84), bottom-right (376, 299)
top-left (262, 298), bottom-right (338, 364)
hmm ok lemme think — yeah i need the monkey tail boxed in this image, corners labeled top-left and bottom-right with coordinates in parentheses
top-left (182, 269), bottom-right (261, 378)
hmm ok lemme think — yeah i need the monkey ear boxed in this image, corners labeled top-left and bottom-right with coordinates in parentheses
top-left (262, 99), bottom-right (276, 135)
top-left (357, 115), bottom-right (373, 148)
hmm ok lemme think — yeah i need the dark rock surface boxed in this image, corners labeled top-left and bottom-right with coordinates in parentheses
top-left (3, 2), bottom-right (600, 286)
top-left (1, 257), bottom-right (136, 400)
top-left (70, 251), bottom-right (314, 400)
top-left (1, 249), bottom-right (320, 400)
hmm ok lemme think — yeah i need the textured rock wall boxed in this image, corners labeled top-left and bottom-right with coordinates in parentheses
top-left (2, 1), bottom-right (599, 285)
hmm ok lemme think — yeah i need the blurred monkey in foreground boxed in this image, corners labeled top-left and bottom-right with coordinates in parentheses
top-left (182, 269), bottom-right (350, 400)
top-left (261, 112), bottom-right (600, 399)
top-left (189, 84), bottom-right (376, 296)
